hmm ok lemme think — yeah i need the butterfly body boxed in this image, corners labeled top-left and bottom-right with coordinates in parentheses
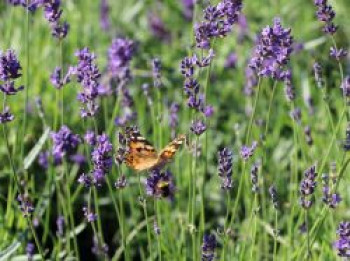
top-left (123, 127), bottom-right (185, 171)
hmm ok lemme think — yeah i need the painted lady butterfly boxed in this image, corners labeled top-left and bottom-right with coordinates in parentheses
top-left (123, 127), bottom-right (186, 171)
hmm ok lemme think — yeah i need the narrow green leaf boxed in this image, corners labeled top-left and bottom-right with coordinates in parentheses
top-left (23, 127), bottom-right (50, 170)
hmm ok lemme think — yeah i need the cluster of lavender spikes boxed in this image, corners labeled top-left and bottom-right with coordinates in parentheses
top-left (195, 0), bottom-right (243, 49)
top-left (217, 148), bottom-right (233, 190)
top-left (249, 18), bottom-right (293, 81)
top-left (0, 49), bottom-right (23, 124)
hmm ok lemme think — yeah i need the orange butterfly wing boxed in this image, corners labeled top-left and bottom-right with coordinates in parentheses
top-left (123, 127), bottom-right (185, 171)
top-left (157, 134), bottom-right (186, 167)
top-left (124, 127), bottom-right (159, 171)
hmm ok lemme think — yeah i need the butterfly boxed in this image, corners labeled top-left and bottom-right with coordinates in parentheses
top-left (123, 126), bottom-right (186, 171)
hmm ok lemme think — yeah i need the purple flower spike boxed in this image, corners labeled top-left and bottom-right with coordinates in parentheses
top-left (240, 141), bottom-right (258, 161)
top-left (201, 234), bottom-right (217, 261)
top-left (26, 242), bottom-right (35, 261)
top-left (330, 47), bottom-right (348, 61)
top-left (314, 0), bottom-right (338, 35)
top-left (71, 48), bottom-right (101, 117)
top-left (218, 148), bottom-right (233, 190)
top-left (334, 221), bottom-right (350, 257)
top-left (100, 0), bottom-right (110, 31)
top-left (108, 38), bottom-right (135, 81)
top-left (0, 81), bottom-right (24, 95)
top-left (0, 106), bottom-right (14, 124)
top-left (269, 185), bottom-right (279, 209)
top-left (56, 215), bottom-right (65, 237)
top-left (51, 125), bottom-right (81, 164)
top-left (83, 206), bottom-right (97, 222)
top-left (38, 151), bottom-right (49, 169)
top-left (92, 134), bottom-right (113, 186)
top-left (145, 170), bottom-right (176, 200)
top-left (224, 52), bottom-right (237, 69)
top-left (190, 119), bottom-right (207, 136)
top-left (249, 18), bottom-right (293, 81)
top-left (341, 76), bottom-right (350, 98)
top-left (300, 165), bottom-right (318, 209)
top-left (17, 193), bottom-right (34, 216)
top-left (50, 67), bottom-right (70, 89)
top-left (0, 49), bottom-right (22, 81)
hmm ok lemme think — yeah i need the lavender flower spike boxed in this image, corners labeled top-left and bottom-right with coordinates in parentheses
top-left (218, 148), bottom-right (233, 190)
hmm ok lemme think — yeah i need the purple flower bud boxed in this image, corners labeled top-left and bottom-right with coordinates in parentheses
top-left (51, 125), bottom-right (81, 164)
top-left (290, 107), bottom-right (301, 124)
top-left (108, 38), bottom-right (135, 81)
top-left (269, 185), bottom-right (279, 209)
top-left (84, 130), bottom-right (96, 146)
top-left (145, 170), bottom-right (176, 200)
top-left (38, 151), bottom-right (49, 169)
top-left (313, 62), bottom-right (324, 88)
top-left (78, 173), bottom-right (92, 188)
top-left (250, 162), bottom-right (259, 193)
top-left (218, 148), bottom-right (233, 190)
top-left (0, 106), bottom-right (14, 124)
top-left (0, 81), bottom-right (24, 95)
top-left (152, 58), bottom-right (162, 88)
top-left (56, 215), bottom-right (65, 237)
top-left (17, 193), bottom-right (34, 216)
top-left (203, 105), bottom-right (214, 118)
top-left (224, 52), bottom-right (237, 69)
top-left (51, 21), bottom-right (69, 39)
top-left (300, 165), bottom-right (317, 209)
top-left (240, 141), bottom-right (257, 161)
top-left (248, 18), bottom-right (293, 81)
top-left (341, 76), bottom-right (350, 98)
top-left (330, 47), bottom-right (348, 61)
top-left (100, 0), bottom-right (110, 31)
top-left (0, 49), bottom-right (22, 80)
top-left (148, 13), bottom-right (171, 42)
top-left (26, 242), bottom-right (35, 261)
top-left (334, 221), bottom-right (350, 257)
top-left (91, 134), bottom-right (113, 186)
top-left (50, 66), bottom-right (70, 89)
top-left (83, 206), bottom-right (97, 222)
top-left (304, 126), bottom-right (313, 146)
top-left (190, 119), bottom-right (207, 136)
top-left (201, 234), bottom-right (217, 261)
top-left (115, 175), bottom-right (127, 189)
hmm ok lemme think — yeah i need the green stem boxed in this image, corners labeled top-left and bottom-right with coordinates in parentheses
top-left (305, 209), bottom-right (310, 259)
top-left (222, 191), bottom-right (231, 260)
top-left (21, 0), bottom-right (30, 161)
top-left (64, 162), bottom-right (80, 259)
top-left (138, 174), bottom-right (152, 257)
top-left (246, 78), bottom-right (262, 144)
top-left (155, 200), bottom-right (162, 261)
top-left (273, 210), bottom-right (278, 261)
